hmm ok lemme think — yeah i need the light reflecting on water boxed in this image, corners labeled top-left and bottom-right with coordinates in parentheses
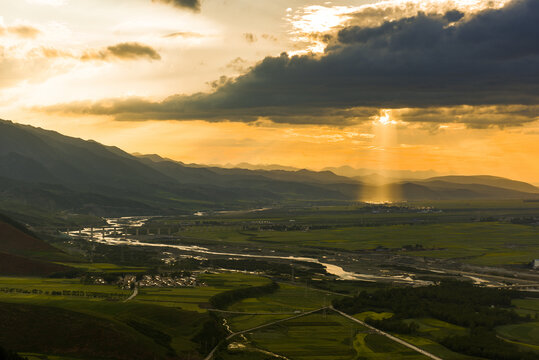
top-left (68, 217), bottom-right (429, 285)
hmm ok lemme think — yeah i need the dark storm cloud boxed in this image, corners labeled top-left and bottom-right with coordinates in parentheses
top-left (41, 0), bottom-right (539, 126)
top-left (396, 105), bottom-right (539, 129)
top-left (81, 42), bottom-right (161, 61)
top-left (152, 0), bottom-right (200, 12)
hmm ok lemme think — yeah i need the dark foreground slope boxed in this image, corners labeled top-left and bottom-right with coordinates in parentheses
top-left (0, 302), bottom-right (168, 360)
top-left (0, 214), bottom-right (70, 276)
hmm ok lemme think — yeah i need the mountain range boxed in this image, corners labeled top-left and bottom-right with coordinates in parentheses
top-left (1, 119), bottom-right (538, 220)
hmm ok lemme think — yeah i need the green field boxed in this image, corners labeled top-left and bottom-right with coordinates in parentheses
top-left (0, 272), bottom-right (271, 359)
top-left (163, 220), bottom-right (539, 266)
top-left (496, 322), bottom-right (539, 349)
top-left (58, 262), bottom-right (148, 273)
top-left (513, 298), bottom-right (539, 318)
top-left (141, 200), bottom-right (539, 267)
top-left (135, 272), bottom-right (271, 312)
top-left (226, 283), bottom-right (344, 331)
top-left (0, 276), bottom-right (132, 301)
top-left (354, 311), bottom-right (394, 321)
top-left (231, 313), bottom-right (430, 360)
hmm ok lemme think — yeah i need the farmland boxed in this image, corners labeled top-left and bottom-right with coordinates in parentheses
top-left (1, 201), bottom-right (539, 360)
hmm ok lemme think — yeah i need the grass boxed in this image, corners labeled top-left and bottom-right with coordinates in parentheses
top-left (0, 272), bottom-right (275, 359)
top-left (404, 318), bottom-right (468, 341)
top-left (56, 262), bottom-right (148, 273)
top-left (239, 313), bottom-right (431, 360)
top-left (247, 314), bottom-right (359, 360)
top-left (0, 276), bottom-right (131, 302)
top-left (353, 311), bottom-right (393, 321)
top-left (512, 298), bottom-right (539, 318)
top-left (181, 222), bottom-right (539, 266)
top-left (135, 272), bottom-right (271, 312)
top-left (146, 202), bottom-right (539, 267)
top-left (0, 301), bottom-right (166, 360)
top-left (382, 318), bottom-right (479, 359)
top-left (496, 322), bottom-right (539, 347)
top-left (21, 354), bottom-right (83, 360)
top-left (391, 334), bottom-right (480, 360)
top-left (226, 283), bottom-right (344, 331)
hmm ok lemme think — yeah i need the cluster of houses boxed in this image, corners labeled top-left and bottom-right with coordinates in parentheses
top-left (137, 274), bottom-right (199, 288)
top-left (116, 274), bottom-right (200, 289)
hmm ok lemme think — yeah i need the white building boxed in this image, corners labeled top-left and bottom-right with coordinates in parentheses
top-left (534, 259), bottom-right (539, 269)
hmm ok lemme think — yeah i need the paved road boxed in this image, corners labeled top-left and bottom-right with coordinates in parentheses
top-left (330, 306), bottom-right (444, 360)
top-left (204, 307), bottom-right (326, 360)
top-left (123, 286), bottom-right (138, 303)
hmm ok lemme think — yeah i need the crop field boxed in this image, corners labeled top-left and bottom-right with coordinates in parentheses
top-left (391, 319), bottom-right (479, 360)
top-left (391, 334), bottom-right (480, 360)
top-left (353, 311), bottom-right (394, 321)
top-left (58, 262), bottom-right (148, 273)
top-left (0, 276), bottom-right (132, 301)
top-left (222, 291), bottom-right (482, 360)
top-left (0, 272), bottom-right (274, 359)
top-left (225, 282), bottom-right (344, 331)
top-left (230, 283), bottom-right (340, 312)
top-left (512, 298), bottom-right (539, 317)
top-left (179, 222), bottom-right (539, 266)
top-left (350, 314), bottom-right (475, 360)
top-left (135, 272), bottom-right (271, 312)
top-left (143, 201), bottom-right (539, 267)
top-left (403, 318), bottom-right (468, 341)
top-left (496, 322), bottom-right (539, 349)
top-left (233, 313), bottom-right (430, 360)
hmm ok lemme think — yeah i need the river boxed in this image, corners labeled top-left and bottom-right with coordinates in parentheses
top-left (68, 217), bottom-right (427, 285)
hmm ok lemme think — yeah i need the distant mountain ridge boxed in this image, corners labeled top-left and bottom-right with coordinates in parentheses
top-left (1, 119), bottom-right (538, 219)
top-left (421, 176), bottom-right (539, 194)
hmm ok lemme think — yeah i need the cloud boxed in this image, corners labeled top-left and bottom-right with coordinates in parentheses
top-left (225, 57), bottom-right (249, 73)
top-left (162, 31), bottom-right (203, 38)
top-left (0, 25), bottom-right (41, 38)
top-left (243, 33), bottom-right (257, 43)
top-left (343, 0), bottom-right (508, 29)
top-left (152, 0), bottom-right (200, 12)
top-left (261, 34), bottom-right (278, 42)
top-left (26, 0), bottom-right (67, 6)
top-left (39, 0), bottom-right (539, 127)
top-left (393, 105), bottom-right (539, 129)
top-left (81, 42), bottom-right (161, 61)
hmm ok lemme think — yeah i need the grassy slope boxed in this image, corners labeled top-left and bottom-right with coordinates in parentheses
top-left (0, 301), bottom-right (166, 360)
top-left (0, 218), bottom-right (74, 276)
top-left (0, 272), bottom-right (271, 359)
top-left (0, 253), bottom-right (69, 276)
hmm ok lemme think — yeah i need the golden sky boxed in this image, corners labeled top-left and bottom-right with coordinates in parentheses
top-left (1, 0), bottom-right (538, 183)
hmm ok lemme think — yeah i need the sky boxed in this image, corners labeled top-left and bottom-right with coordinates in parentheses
top-left (1, 0), bottom-right (538, 183)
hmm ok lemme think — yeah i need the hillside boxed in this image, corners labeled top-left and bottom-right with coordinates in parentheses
top-left (1, 119), bottom-right (538, 220)
top-left (423, 176), bottom-right (539, 194)
top-left (0, 119), bottom-right (357, 218)
top-left (0, 214), bottom-right (71, 275)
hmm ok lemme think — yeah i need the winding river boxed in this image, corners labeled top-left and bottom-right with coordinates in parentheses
top-left (68, 217), bottom-right (425, 285)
